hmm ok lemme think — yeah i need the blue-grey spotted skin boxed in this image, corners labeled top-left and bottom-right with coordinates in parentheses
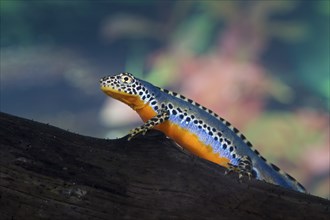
top-left (137, 78), bottom-right (305, 193)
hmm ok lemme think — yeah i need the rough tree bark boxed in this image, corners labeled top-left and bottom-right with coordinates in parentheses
top-left (0, 112), bottom-right (329, 220)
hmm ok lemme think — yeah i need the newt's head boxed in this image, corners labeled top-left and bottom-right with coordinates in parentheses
top-left (100, 72), bottom-right (151, 110)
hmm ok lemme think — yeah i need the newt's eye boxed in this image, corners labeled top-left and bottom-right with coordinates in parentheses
top-left (120, 75), bottom-right (133, 84)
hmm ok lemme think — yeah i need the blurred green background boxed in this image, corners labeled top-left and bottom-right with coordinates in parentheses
top-left (1, 0), bottom-right (329, 198)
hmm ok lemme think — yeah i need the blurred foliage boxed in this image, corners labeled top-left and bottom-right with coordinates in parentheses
top-left (245, 111), bottom-right (327, 160)
top-left (1, 0), bottom-right (89, 46)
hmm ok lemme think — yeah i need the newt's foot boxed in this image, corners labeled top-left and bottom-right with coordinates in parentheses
top-left (127, 126), bottom-right (149, 141)
top-left (225, 156), bottom-right (253, 181)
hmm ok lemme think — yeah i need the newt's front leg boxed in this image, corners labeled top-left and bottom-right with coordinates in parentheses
top-left (128, 108), bottom-right (169, 141)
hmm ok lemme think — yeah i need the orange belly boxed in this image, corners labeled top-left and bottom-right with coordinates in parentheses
top-left (136, 105), bottom-right (230, 167)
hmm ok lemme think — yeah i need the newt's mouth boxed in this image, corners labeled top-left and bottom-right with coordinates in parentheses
top-left (100, 86), bottom-right (134, 98)
top-left (100, 86), bottom-right (142, 109)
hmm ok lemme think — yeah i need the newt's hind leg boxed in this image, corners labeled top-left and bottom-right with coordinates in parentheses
top-left (225, 155), bottom-right (253, 181)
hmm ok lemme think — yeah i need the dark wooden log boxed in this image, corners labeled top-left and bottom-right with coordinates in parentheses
top-left (0, 112), bottom-right (329, 220)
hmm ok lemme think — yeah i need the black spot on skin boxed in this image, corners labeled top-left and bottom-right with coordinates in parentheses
top-left (151, 101), bottom-right (157, 105)
top-left (191, 115), bottom-right (195, 119)
top-left (217, 132), bottom-right (222, 137)
top-left (186, 117), bottom-right (191, 122)
top-left (225, 121), bottom-right (231, 126)
top-left (203, 124), bottom-right (207, 128)
top-left (179, 115), bottom-right (184, 119)
top-left (202, 106), bottom-right (207, 110)
top-left (254, 150), bottom-right (260, 155)
top-left (240, 134), bottom-right (246, 140)
top-left (199, 120), bottom-right (203, 124)
top-left (139, 91), bottom-right (143, 95)
top-left (222, 144), bottom-right (227, 150)
top-left (172, 110), bottom-right (177, 115)
top-left (232, 154), bottom-right (236, 159)
top-left (286, 173), bottom-right (296, 181)
top-left (271, 164), bottom-right (280, 172)
top-left (297, 183), bottom-right (306, 191)
top-left (246, 142), bottom-right (253, 147)
top-left (198, 125), bottom-right (202, 129)
top-left (219, 138), bottom-right (223, 142)
top-left (233, 127), bottom-right (239, 133)
top-left (214, 136), bottom-right (218, 141)
top-left (188, 99), bottom-right (193, 103)
top-left (193, 120), bottom-right (198, 124)
top-left (229, 146), bottom-right (234, 152)
top-left (212, 128), bottom-right (216, 132)
top-left (260, 156), bottom-right (266, 161)
top-left (154, 106), bottom-right (159, 111)
top-left (168, 103), bottom-right (173, 109)
top-left (208, 131), bottom-right (213, 136)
